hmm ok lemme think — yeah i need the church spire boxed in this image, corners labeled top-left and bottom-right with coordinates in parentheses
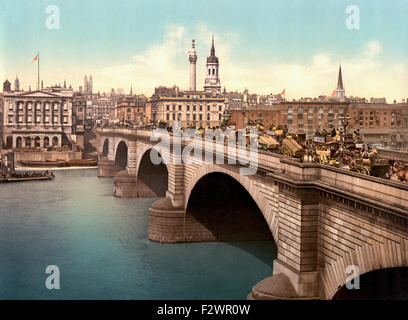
top-left (211, 34), bottom-right (215, 56)
top-left (335, 65), bottom-right (345, 98)
top-left (337, 65), bottom-right (344, 90)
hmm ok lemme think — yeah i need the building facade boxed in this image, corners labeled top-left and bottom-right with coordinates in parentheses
top-left (228, 100), bottom-right (408, 146)
top-left (116, 95), bottom-right (147, 124)
top-left (2, 88), bottom-right (75, 149)
top-left (150, 89), bottom-right (225, 129)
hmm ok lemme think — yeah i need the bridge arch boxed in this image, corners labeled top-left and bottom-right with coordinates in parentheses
top-left (322, 239), bottom-right (408, 299)
top-left (136, 147), bottom-right (169, 197)
top-left (115, 140), bottom-right (128, 170)
top-left (184, 163), bottom-right (279, 242)
top-left (101, 138), bottom-right (109, 157)
top-left (333, 266), bottom-right (408, 299)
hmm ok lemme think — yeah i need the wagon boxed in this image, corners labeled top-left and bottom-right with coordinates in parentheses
top-left (280, 138), bottom-right (305, 158)
top-left (258, 134), bottom-right (280, 151)
top-left (352, 158), bottom-right (391, 179)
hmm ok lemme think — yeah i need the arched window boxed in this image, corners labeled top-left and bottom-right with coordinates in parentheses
top-left (43, 137), bottom-right (50, 148)
top-left (207, 113), bottom-right (210, 121)
top-left (34, 136), bottom-right (41, 148)
top-left (16, 137), bottom-right (23, 149)
top-left (52, 137), bottom-right (58, 147)
top-left (25, 137), bottom-right (31, 148)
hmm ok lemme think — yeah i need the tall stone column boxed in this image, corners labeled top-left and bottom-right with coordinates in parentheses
top-left (189, 39), bottom-right (197, 91)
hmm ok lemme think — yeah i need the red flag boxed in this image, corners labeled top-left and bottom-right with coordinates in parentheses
top-left (280, 89), bottom-right (285, 96)
top-left (331, 90), bottom-right (335, 97)
top-left (32, 53), bottom-right (38, 63)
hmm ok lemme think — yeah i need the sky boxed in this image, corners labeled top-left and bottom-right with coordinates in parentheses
top-left (1, 0), bottom-right (407, 101)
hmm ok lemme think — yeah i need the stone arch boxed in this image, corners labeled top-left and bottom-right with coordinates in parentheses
top-left (43, 137), bottom-right (50, 148)
top-left (184, 163), bottom-right (279, 242)
top-left (34, 136), bottom-right (41, 148)
top-left (101, 138), bottom-right (109, 157)
top-left (136, 146), bottom-right (169, 197)
top-left (115, 140), bottom-right (128, 170)
top-left (322, 239), bottom-right (408, 300)
top-left (25, 136), bottom-right (31, 148)
top-left (16, 136), bottom-right (23, 149)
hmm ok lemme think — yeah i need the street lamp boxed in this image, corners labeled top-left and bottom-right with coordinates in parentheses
top-left (339, 114), bottom-right (351, 135)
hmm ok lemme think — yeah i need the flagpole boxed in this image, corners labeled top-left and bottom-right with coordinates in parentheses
top-left (38, 51), bottom-right (40, 91)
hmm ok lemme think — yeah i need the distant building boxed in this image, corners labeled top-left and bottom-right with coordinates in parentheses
top-left (3, 80), bottom-right (11, 93)
top-left (73, 94), bottom-right (86, 125)
top-left (82, 75), bottom-right (93, 94)
top-left (14, 75), bottom-right (20, 92)
top-left (149, 87), bottom-right (225, 128)
top-left (116, 95), bottom-right (147, 124)
top-left (2, 86), bottom-right (76, 149)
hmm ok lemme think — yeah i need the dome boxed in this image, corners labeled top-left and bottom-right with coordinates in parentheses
top-left (207, 55), bottom-right (219, 64)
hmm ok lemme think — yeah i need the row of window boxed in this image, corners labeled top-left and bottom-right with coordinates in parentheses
top-left (287, 106), bottom-right (344, 114)
top-left (10, 102), bottom-right (69, 112)
top-left (166, 105), bottom-right (223, 112)
top-left (8, 115), bottom-right (69, 124)
top-left (166, 113), bottom-right (223, 121)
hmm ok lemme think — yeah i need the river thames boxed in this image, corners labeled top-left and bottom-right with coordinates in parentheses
top-left (0, 169), bottom-right (276, 299)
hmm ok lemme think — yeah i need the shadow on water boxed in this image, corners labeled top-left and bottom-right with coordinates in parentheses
top-left (185, 171), bottom-right (278, 268)
top-left (225, 241), bottom-right (277, 267)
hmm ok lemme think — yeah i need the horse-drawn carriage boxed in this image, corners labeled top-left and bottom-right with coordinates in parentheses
top-left (342, 153), bottom-right (392, 179)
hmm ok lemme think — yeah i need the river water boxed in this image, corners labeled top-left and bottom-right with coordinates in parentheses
top-left (0, 169), bottom-right (276, 299)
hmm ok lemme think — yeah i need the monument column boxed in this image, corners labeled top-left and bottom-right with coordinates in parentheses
top-left (189, 40), bottom-right (197, 91)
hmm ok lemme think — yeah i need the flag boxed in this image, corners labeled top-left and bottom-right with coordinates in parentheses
top-left (32, 53), bottom-right (38, 63)
top-left (280, 89), bottom-right (285, 96)
top-left (331, 90), bottom-right (335, 97)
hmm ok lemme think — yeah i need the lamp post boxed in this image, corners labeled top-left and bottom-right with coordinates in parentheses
top-left (339, 114), bottom-right (351, 135)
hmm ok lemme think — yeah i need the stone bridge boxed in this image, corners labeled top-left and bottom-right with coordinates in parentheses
top-left (96, 128), bottom-right (408, 300)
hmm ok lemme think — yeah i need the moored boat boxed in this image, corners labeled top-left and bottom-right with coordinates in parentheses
top-left (19, 160), bottom-right (67, 167)
top-left (0, 171), bottom-right (55, 183)
top-left (66, 159), bottom-right (98, 167)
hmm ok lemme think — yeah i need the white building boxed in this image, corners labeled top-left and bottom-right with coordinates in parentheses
top-left (2, 88), bottom-right (75, 149)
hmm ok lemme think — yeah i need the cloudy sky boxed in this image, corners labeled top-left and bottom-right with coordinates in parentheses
top-left (1, 0), bottom-right (407, 101)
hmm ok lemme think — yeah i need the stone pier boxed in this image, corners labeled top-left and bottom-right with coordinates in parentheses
top-left (113, 170), bottom-right (157, 198)
top-left (148, 197), bottom-right (218, 243)
top-left (97, 158), bottom-right (120, 178)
